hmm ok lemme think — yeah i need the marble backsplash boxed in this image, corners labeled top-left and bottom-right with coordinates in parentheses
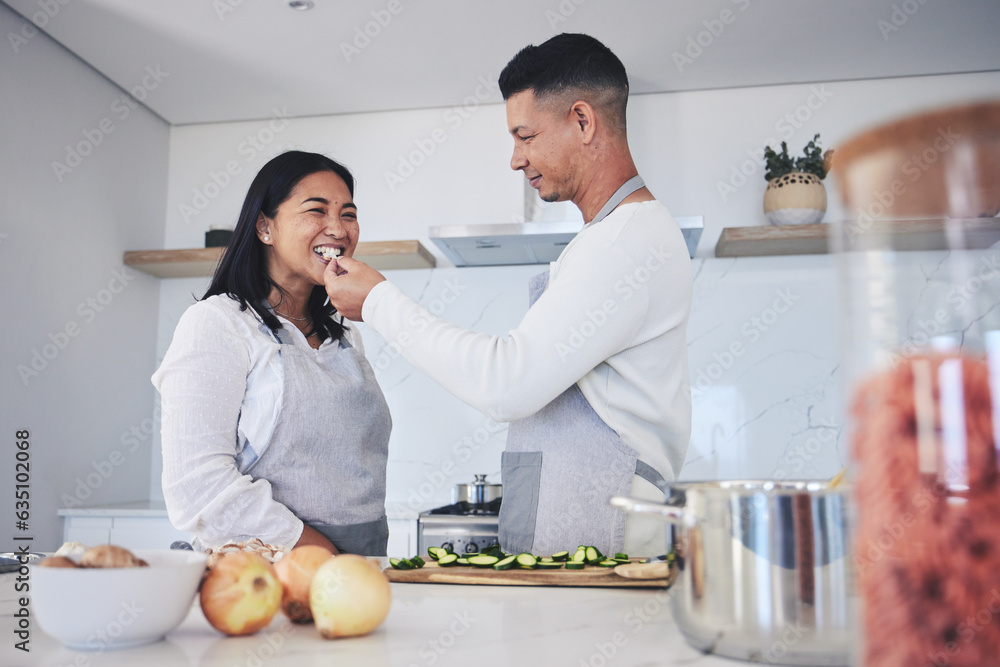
top-left (366, 253), bottom-right (846, 512)
top-left (154, 246), bottom-right (1000, 511)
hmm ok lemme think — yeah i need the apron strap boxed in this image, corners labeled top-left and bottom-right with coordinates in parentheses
top-left (591, 175), bottom-right (645, 224)
top-left (634, 459), bottom-right (669, 496)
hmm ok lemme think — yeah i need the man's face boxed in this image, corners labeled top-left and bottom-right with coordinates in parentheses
top-left (505, 90), bottom-right (580, 203)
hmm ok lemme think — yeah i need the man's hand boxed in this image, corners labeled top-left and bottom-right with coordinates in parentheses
top-left (324, 256), bottom-right (386, 321)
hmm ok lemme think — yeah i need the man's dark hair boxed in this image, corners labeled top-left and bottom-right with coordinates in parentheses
top-left (498, 33), bottom-right (629, 134)
top-left (203, 150), bottom-right (353, 343)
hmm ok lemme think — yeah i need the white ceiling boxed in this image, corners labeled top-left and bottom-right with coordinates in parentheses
top-left (6, 0), bottom-right (1000, 126)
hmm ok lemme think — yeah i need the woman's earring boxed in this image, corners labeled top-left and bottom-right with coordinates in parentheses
top-left (263, 235), bottom-right (270, 242)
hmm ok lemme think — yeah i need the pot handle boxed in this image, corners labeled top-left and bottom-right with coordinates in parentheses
top-left (609, 496), bottom-right (696, 527)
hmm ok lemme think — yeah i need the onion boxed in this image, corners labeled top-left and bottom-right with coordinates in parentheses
top-left (200, 552), bottom-right (282, 636)
top-left (309, 554), bottom-right (391, 638)
top-left (273, 545), bottom-right (333, 623)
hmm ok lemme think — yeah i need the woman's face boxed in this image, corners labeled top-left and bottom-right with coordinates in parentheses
top-left (256, 171), bottom-right (359, 293)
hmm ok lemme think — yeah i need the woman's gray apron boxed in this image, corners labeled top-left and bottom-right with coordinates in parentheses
top-left (499, 175), bottom-right (670, 556)
top-left (242, 313), bottom-right (392, 556)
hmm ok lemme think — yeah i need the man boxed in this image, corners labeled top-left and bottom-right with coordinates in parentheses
top-left (325, 33), bottom-right (692, 556)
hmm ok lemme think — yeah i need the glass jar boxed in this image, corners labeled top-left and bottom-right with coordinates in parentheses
top-left (832, 101), bottom-right (1000, 666)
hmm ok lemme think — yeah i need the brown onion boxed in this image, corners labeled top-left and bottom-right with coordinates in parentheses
top-left (309, 554), bottom-right (391, 639)
top-left (200, 552), bottom-right (282, 636)
top-left (273, 545), bottom-right (333, 623)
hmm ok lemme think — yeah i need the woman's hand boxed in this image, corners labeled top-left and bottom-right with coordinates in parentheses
top-left (324, 256), bottom-right (386, 321)
top-left (295, 524), bottom-right (340, 554)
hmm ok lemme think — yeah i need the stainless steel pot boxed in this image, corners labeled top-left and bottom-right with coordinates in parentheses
top-left (611, 480), bottom-right (851, 666)
top-left (452, 474), bottom-right (502, 505)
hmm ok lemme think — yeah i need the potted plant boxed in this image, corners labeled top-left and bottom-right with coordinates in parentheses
top-left (762, 134), bottom-right (833, 225)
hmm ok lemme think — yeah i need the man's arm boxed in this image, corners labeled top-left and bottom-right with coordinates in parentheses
top-left (325, 250), bottom-right (650, 421)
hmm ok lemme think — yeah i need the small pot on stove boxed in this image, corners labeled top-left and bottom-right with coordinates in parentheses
top-left (452, 474), bottom-right (502, 505)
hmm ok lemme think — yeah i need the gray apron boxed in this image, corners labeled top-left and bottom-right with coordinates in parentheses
top-left (243, 312), bottom-right (392, 556)
top-left (498, 176), bottom-right (670, 556)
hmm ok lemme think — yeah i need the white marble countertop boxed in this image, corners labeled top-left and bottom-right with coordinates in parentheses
top-left (2, 571), bottom-right (741, 666)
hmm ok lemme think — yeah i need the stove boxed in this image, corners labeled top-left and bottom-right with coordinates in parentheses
top-left (417, 499), bottom-right (501, 556)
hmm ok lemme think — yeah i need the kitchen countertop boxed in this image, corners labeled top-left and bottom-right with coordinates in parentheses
top-left (1, 571), bottom-right (741, 666)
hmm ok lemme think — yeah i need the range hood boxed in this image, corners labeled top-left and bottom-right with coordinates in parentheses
top-left (429, 216), bottom-right (703, 267)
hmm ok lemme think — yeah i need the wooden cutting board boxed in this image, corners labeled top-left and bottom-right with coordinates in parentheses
top-left (384, 561), bottom-right (674, 588)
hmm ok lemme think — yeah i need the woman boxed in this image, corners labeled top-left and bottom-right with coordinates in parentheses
top-left (153, 151), bottom-right (391, 556)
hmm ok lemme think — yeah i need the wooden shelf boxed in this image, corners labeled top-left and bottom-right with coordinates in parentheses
top-left (124, 240), bottom-right (436, 278)
top-left (715, 219), bottom-right (1000, 258)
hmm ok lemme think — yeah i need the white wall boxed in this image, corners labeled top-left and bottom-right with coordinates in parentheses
top-left (0, 4), bottom-right (169, 549)
top-left (155, 70), bottom-right (1000, 510)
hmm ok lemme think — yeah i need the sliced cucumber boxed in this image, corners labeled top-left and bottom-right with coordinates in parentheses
top-left (389, 557), bottom-right (411, 570)
top-left (467, 555), bottom-right (500, 568)
top-left (598, 559), bottom-right (619, 567)
top-left (585, 546), bottom-right (604, 563)
top-left (427, 547), bottom-right (449, 561)
top-left (409, 556), bottom-right (426, 568)
top-left (515, 553), bottom-right (538, 568)
top-left (456, 557), bottom-right (470, 565)
top-left (565, 561), bottom-right (586, 570)
top-left (493, 555), bottom-right (517, 570)
top-left (550, 551), bottom-right (570, 562)
top-left (535, 561), bottom-right (563, 569)
top-left (437, 553), bottom-right (459, 567)
top-left (539, 557), bottom-right (555, 564)
top-left (571, 546), bottom-right (587, 563)
top-left (614, 553), bottom-right (629, 561)
top-left (482, 544), bottom-right (504, 558)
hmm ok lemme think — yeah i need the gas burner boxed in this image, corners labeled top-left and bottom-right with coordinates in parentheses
top-left (426, 498), bottom-right (502, 516)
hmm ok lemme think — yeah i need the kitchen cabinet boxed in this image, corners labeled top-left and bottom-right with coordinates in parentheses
top-left (387, 518), bottom-right (417, 558)
top-left (61, 501), bottom-right (419, 555)
top-left (59, 501), bottom-right (190, 550)
top-left (123, 240), bottom-right (436, 278)
top-left (714, 218), bottom-right (1000, 257)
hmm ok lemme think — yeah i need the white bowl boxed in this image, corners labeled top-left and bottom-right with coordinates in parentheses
top-left (30, 549), bottom-right (207, 650)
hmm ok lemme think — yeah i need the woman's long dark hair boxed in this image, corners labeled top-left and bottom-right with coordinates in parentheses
top-left (203, 151), bottom-right (355, 343)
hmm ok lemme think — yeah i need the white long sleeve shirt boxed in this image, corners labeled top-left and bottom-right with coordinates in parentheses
top-left (152, 295), bottom-right (365, 549)
top-left (363, 200), bottom-right (693, 480)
